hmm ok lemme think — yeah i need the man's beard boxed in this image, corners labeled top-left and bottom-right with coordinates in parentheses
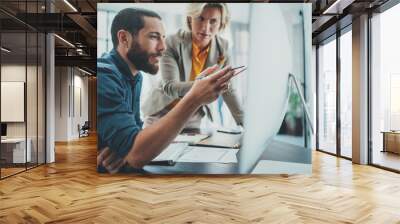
top-left (126, 42), bottom-right (162, 75)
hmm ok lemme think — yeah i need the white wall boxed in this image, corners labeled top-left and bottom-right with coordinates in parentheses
top-left (1, 65), bottom-right (41, 137)
top-left (1, 63), bottom-right (46, 163)
top-left (72, 72), bottom-right (89, 138)
top-left (54, 67), bottom-right (89, 141)
top-left (55, 66), bottom-right (68, 141)
top-left (1, 65), bottom-right (26, 140)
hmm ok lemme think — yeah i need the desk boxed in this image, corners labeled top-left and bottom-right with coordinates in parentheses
top-left (1, 138), bottom-right (31, 164)
top-left (139, 133), bottom-right (311, 174)
top-left (382, 131), bottom-right (400, 154)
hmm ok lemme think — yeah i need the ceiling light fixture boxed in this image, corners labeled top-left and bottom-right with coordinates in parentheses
top-left (54, 34), bottom-right (75, 48)
top-left (1, 47), bottom-right (11, 53)
top-left (78, 67), bottom-right (93, 76)
top-left (322, 0), bottom-right (354, 15)
top-left (63, 0), bottom-right (78, 12)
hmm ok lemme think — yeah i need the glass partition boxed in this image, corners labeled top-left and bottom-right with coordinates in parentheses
top-left (27, 31), bottom-right (38, 169)
top-left (1, 29), bottom-right (28, 178)
top-left (37, 31), bottom-right (45, 165)
top-left (0, 0), bottom-right (46, 179)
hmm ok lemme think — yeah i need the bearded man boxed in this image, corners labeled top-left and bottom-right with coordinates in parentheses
top-left (97, 8), bottom-right (235, 173)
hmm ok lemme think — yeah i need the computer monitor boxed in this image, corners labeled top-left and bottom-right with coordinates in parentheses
top-left (1, 123), bottom-right (7, 138)
top-left (238, 4), bottom-right (312, 173)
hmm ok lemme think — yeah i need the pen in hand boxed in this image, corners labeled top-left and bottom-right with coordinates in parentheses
top-left (232, 67), bottom-right (247, 77)
top-left (195, 65), bottom-right (246, 80)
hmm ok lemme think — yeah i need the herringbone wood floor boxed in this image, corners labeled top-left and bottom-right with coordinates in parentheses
top-left (1, 134), bottom-right (400, 223)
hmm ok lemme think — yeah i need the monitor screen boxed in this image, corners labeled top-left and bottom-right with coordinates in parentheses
top-left (238, 4), bottom-right (312, 174)
top-left (1, 123), bottom-right (7, 137)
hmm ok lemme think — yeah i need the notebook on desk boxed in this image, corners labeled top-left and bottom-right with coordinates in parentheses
top-left (192, 132), bottom-right (242, 149)
top-left (148, 141), bottom-right (239, 166)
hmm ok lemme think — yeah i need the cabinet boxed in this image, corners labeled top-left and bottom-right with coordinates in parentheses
top-left (382, 131), bottom-right (400, 154)
top-left (0, 138), bottom-right (31, 164)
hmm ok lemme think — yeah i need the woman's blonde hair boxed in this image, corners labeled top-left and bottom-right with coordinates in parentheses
top-left (185, 3), bottom-right (230, 32)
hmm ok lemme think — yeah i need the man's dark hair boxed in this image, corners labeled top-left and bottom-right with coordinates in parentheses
top-left (111, 8), bottom-right (161, 49)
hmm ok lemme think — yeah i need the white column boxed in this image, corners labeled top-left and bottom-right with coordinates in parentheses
top-left (352, 14), bottom-right (369, 164)
top-left (46, 32), bottom-right (55, 163)
top-left (45, 0), bottom-right (56, 163)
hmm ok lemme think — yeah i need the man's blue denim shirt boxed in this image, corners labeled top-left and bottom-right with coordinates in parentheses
top-left (97, 49), bottom-right (143, 171)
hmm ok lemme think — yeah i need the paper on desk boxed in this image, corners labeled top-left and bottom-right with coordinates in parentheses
top-left (177, 146), bottom-right (238, 163)
top-left (173, 134), bottom-right (209, 143)
top-left (152, 143), bottom-right (188, 162)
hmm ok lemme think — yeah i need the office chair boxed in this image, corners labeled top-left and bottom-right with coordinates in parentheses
top-left (79, 121), bottom-right (90, 138)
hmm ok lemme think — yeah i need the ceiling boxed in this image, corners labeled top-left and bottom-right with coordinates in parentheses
top-left (0, 0), bottom-right (394, 75)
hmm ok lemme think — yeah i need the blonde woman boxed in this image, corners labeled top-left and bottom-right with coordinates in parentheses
top-left (143, 3), bottom-right (243, 129)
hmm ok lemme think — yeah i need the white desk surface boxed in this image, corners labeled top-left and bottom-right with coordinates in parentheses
top-left (1, 138), bottom-right (27, 143)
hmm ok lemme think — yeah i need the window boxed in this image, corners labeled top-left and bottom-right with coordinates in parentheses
top-left (340, 29), bottom-right (352, 158)
top-left (317, 37), bottom-right (337, 155)
top-left (371, 3), bottom-right (400, 171)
